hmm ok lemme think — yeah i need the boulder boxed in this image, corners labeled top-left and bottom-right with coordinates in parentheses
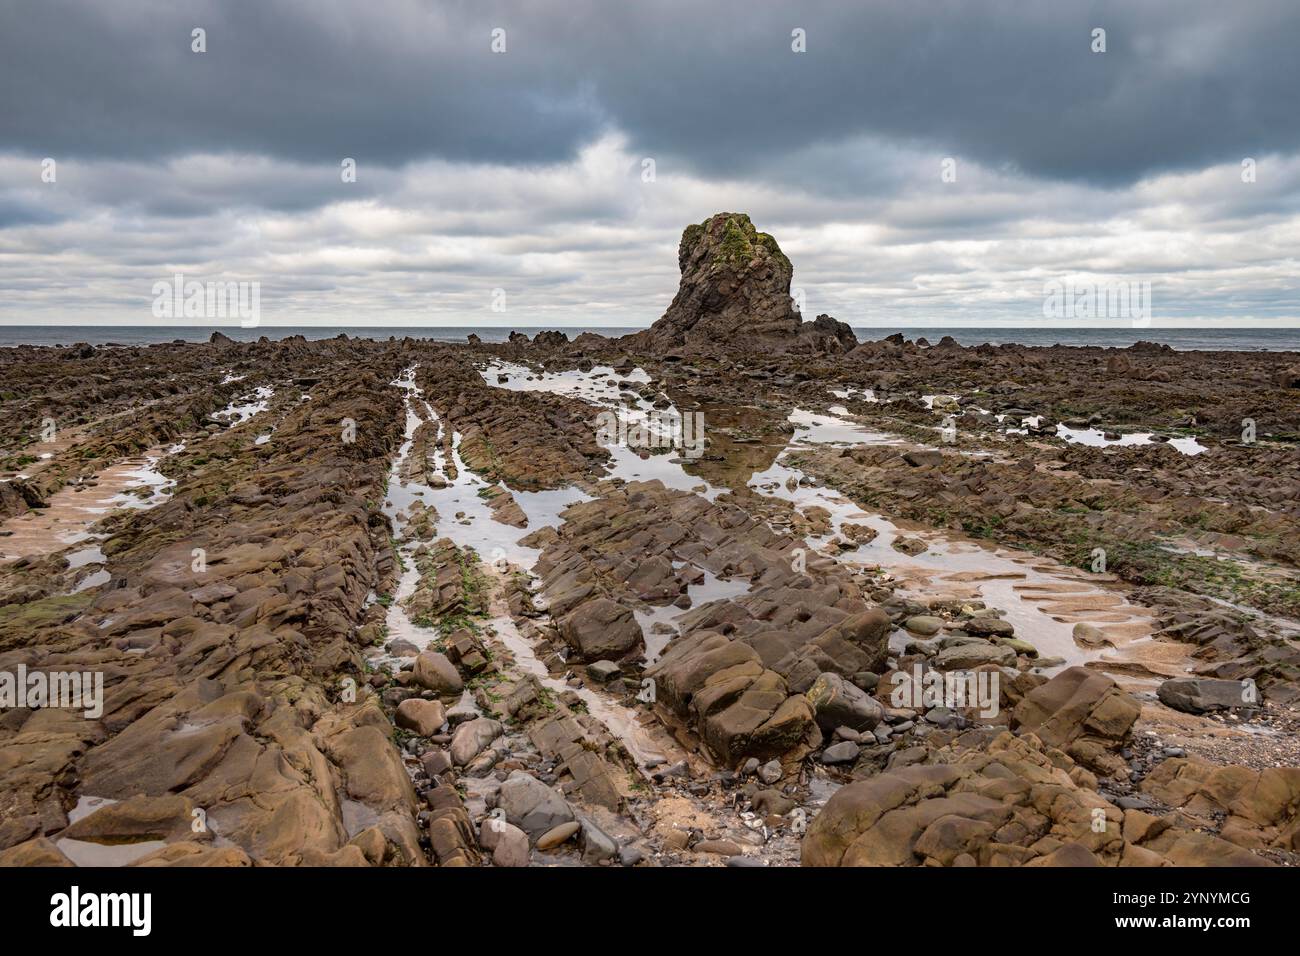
top-left (806, 672), bottom-right (883, 732)
top-left (1012, 667), bottom-right (1139, 774)
top-left (449, 717), bottom-right (502, 766)
top-left (904, 615), bottom-right (944, 636)
top-left (412, 651), bottom-right (463, 695)
top-left (935, 641), bottom-right (1016, 670)
top-left (490, 822), bottom-right (530, 867)
top-left (1157, 678), bottom-right (1257, 714)
top-left (536, 821), bottom-right (581, 850)
top-left (498, 771), bottom-right (575, 839)
top-left (557, 598), bottom-right (644, 661)
top-left (822, 741), bottom-right (861, 765)
top-left (395, 698), bottom-right (446, 736)
top-left (963, 616), bottom-right (1014, 638)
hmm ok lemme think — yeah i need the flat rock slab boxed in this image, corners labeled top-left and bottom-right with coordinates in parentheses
top-left (1157, 678), bottom-right (1257, 714)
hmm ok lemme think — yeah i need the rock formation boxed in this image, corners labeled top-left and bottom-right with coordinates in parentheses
top-left (623, 212), bottom-right (856, 355)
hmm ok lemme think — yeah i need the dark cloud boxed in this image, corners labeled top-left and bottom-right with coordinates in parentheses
top-left (1, 0), bottom-right (1296, 187)
top-left (0, 197), bottom-right (63, 228)
top-left (1, 0), bottom-right (1296, 328)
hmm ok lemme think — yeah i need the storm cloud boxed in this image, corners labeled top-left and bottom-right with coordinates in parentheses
top-left (0, 0), bottom-right (1296, 327)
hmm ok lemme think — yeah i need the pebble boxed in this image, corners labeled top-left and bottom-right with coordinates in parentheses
top-left (904, 615), bottom-right (944, 636)
top-left (619, 845), bottom-right (645, 867)
top-left (694, 839), bottom-right (743, 856)
top-left (536, 821), bottom-right (581, 850)
top-left (822, 741), bottom-right (861, 764)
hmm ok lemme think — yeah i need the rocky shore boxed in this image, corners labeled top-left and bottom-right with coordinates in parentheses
top-left (1, 213), bottom-right (1297, 868)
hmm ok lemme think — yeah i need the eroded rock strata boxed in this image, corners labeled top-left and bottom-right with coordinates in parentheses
top-left (1, 216), bottom-right (1297, 867)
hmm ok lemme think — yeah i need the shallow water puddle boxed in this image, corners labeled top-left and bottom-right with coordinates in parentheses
top-left (54, 795), bottom-right (167, 867)
top-left (995, 414), bottom-right (1206, 456)
top-left (487, 607), bottom-right (672, 772)
top-left (214, 385), bottom-right (274, 426)
top-left (0, 451), bottom-right (175, 562)
top-left (1055, 423), bottom-right (1207, 455)
top-left (380, 368), bottom-right (590, 653)
top-left (636, 567), bottom-right (754, 662)
top-left (65, 542), bottom-right (106, 568)
top-left (482, 360), bottom-right (650, 398)
top-left (789, 407), bottom-right (903, 447)
top-left (484, 359), bottom-right (727, 499)
top-left (746, 454), bottom-right (1154, 670)
top-left (380, 370), bottom-right (674, 773)
top-left (387, 372), bottom-right (590, 567)
top-left (830, 387), bottom-right (877, 403)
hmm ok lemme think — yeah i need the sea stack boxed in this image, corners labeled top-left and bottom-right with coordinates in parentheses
top-left (624, 212), bottom-right (857, 355)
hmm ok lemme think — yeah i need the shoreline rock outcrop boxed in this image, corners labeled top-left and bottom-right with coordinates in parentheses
top-left (622, 212), bottom-right (856, 356)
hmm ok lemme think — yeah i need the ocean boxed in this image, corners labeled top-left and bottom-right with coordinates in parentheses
top-left (0, 325), bottom-right (1295, 352)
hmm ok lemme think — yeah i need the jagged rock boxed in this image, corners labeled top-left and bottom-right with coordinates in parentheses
top-left (424, 787), bottom-right (481, 866)
top-left (802, 731), bottom-right (1268, 867)
top-left (62, 794), bottom-right (202, 845)
top-left (1272, 365), bottom-right (1300, 388)
top-left (128, 844), bottom-right (255, 867)
top-left (579, 817), bottom-right (619, 864)
top-left (0, 837), bottom-right (74, 866)
top-left (586, 660), bottom-right (622, 683)
top-left (623, 213), bottom-right (855, 355)
top-left (646, 629), bottom-right (815, 765)
top-left (1011, 667), bottom-right (1139, 775)
top-left (806, 672), bottom-right (883, 732)
top-left (1140, 758), bottom-right (1300, 852)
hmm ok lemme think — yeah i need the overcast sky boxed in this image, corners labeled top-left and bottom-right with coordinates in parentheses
top-left (1, 0), bottom-right (1297, 328)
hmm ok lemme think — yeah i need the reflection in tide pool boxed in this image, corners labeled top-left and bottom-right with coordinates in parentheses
top-left (1055, 423), bottom-right (1206, 455)
top-left (483, 359), bottom-right (727, 499)
top-left (475, 361), bottom-right (1150, 674)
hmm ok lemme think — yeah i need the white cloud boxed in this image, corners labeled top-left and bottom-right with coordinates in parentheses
top-left (1, 136), bottom-right (1297, 328)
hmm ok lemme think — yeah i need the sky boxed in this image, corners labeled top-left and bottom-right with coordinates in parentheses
top-left (1, 0), bottom-right (1297, 329)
